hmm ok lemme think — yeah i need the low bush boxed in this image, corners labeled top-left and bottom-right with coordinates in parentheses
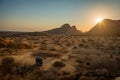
top-left (53, 61), bottom-right (65, 68)
top-left (0, 57), bottom-right (21, 80)
top-left (2, 57), bottom-right (14, 65)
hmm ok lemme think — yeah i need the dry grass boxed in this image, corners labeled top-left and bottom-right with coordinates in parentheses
top-left (0, 36), bottom-right (120, 80)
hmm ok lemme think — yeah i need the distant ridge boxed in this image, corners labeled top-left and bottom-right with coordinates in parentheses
top-left (1, 19), bottom-right (120, 36)
top-left (88, 19), bottom-right (120, 36)
top-left (0, 31), bottom-right (48, 36)
top-left (43, 24), bottom-right (82, 35)
top-left (0, 24), bottom-right (82, 36)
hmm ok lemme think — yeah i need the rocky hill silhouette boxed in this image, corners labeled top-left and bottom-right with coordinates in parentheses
top-left (43, 24), bottom-right (82, 35)
top-left (0, 19), bottom-right (120, 36)
top-left (88, 19), bottom-right (120, 36)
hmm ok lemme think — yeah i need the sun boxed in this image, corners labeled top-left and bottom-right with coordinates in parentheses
top-left (96, 17), bottom-right (103, 23)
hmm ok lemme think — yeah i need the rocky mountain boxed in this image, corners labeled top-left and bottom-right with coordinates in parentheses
top-left (88, 19), bottom-right (120, 36)
top-left (43, 24), bottom-right (82, 35)
top-left (0, 24), bottom-right (82, 36)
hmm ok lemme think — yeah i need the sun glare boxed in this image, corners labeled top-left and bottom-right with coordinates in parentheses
top-left (96, 17), bottom-right (103, 23)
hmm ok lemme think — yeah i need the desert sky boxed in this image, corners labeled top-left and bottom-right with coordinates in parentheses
top-left (0, 0), bottom-right (120, 32)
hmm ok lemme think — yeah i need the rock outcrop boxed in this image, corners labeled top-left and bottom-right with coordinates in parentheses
top-left (43, 24), bottom-right (82, 35)
top-left (88, 19), bottom-right (120, 36)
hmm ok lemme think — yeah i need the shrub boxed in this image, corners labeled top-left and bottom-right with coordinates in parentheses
top-left (116, 57), bottom-right (120, 62)
top-left (86, 62), bottom-right (90, 66)
top-left (78, 43), bottom-right (84, 47)
top-left (1, 57), bottom-right (15, 76)
top-left (76, 60), bottom-right (83, 64)
top-left (50, 48), bottom-right (56, 51)
top-left (66, 43), bottom-right (72, 47)
top-left (110, 54), bottom-right (113, 58)
top-left (53, 61), bottom-right (65, 68)
top-left (2, 57), bottom-right (14, 65)
top-left (0, 38), bottom-right (33, 49)
top-left (78, 76), bottom-right (90, 80)
top-left (0, 57), bottom-right (21, 80)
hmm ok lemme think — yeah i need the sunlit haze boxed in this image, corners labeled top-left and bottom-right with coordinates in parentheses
top-left (0, 0), bottom-right (120, 32)
top-left (96, 17), bottom-right (103, 23)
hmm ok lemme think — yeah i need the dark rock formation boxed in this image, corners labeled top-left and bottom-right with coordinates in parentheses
top-left (43, 24), bottom-right (82, 35)
top-left (88, 19), bottom-right (120, 36)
